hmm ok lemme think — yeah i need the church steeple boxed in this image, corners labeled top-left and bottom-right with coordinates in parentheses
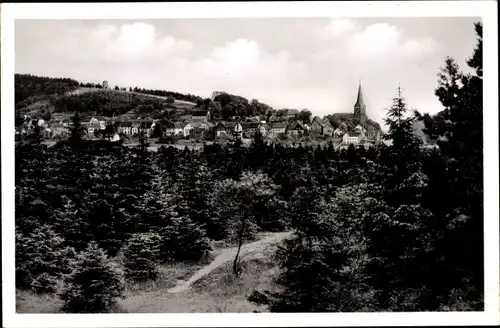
top-left (354, 79), bottom-right (366, 108)
top-left (353, 79), bottom-right (367, 126)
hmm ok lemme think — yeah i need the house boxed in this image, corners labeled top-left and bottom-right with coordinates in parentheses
top-left (199, 121), bottom-right (215, 131)
top-left (286, 121), bottom-right (306, 136)
top-left (311, 117), bottom-right (333, 136)
top-left (241, 122), bottom-right (260, 136)
top-left (215, 122), bottom-right (243, 138)
top-left (342, 131), bottom-right (365, 145)
top-left (131, 122), bottom-right (140, 135)
top-left (183, 122), bottom-right (195, 137)
top-left (117, 121), bottom-right (132, 135)
top-left (190, 110), bottom-right (210, 121)
top-left (165, 122), bottom-right (184, 136)
top-left (87, 122), bottom-right (101, 137)
top-left (215, 122), bottom-right (229, 137)
top-left (268, 122), bottom-right (287, 137)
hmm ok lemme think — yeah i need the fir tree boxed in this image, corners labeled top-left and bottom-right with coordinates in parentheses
top-left (59, 242), bottom-right (125, 313)
top-left (122, 232), bottom-right (161, 282)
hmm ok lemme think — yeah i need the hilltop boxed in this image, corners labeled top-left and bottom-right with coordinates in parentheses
top-left (14, 74), bottom-right (384, 136)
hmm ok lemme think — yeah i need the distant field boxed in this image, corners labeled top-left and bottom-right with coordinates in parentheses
top-left (67, 88), bottom-right (198, 109)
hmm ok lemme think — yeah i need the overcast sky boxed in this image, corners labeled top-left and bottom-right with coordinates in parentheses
top-left (15, 18), bottom-right (479, 125)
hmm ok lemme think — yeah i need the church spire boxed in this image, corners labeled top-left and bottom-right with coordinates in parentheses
top-left (354, 79), bottom-right (365, 108)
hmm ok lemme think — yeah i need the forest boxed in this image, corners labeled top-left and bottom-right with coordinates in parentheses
top-left (14, 22), bottom-right (483, 313)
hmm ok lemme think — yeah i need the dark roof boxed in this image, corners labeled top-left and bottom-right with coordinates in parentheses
top-left (287, 122), bottom-right (305, 130)
top-left (190, 110), bottom-right (208, 116)
top-left (271, 122), bottom-right (287, 129)
top-left (218, 122), bottom-right (238, 129)
top-left (346, 132), bottom-right (362, 137)
top-left (354, 81), bottom-right (366, 108)
top-left (241, 122), bottom-right (259, 129)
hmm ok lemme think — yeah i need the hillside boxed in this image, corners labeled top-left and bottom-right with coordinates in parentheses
top-left (14, 74), bottom-right (200, 121)
top-left (17, 232), bottom-right (291, 313)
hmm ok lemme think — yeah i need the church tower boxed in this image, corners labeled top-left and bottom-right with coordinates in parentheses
top-left (353, 80), bottom-right (367, 126)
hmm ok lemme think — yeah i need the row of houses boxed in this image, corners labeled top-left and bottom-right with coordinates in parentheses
top-left (18, 113), bottom-right (381, 146)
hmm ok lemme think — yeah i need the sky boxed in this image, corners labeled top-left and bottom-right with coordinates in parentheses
top-left (15, 17), bottom-right (480, 126)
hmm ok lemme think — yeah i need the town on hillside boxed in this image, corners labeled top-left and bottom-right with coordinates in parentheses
top-left (16, 77), bottom-right (388, 150)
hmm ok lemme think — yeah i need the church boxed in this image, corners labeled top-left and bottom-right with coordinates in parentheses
top-left (335, 81), bottom-right (381, 146)
top-left (353, 81), bottom-right (367, 128)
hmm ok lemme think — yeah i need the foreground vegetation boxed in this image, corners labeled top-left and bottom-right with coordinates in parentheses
top-left (15, 22), bottom-right (483, 313)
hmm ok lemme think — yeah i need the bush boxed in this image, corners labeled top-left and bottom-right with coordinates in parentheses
top-left (59, 242), bottom-right (125, 313)
top-left (158, 216), bottom-right (212, 262)
top-left (123, 232), bottom-right (161, 282)
top-left (15, 227), bottom-right (75, 294)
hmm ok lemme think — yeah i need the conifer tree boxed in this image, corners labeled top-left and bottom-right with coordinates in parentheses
top-left (122, 232), bottom-right (161, 282)
top-left (59, 242), bottom-right (125, 313)
top-left (68, 111), bottom-right (85, 146)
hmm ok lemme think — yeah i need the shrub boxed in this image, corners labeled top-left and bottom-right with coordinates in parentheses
top-left (122, 232), bottom-right (161, 282)
top-left (158, 216), bottom-right (212, 262)
top-left (15, 226), bottom-right (75, 294)
top-left (59, 242), bottom-right (125, 313)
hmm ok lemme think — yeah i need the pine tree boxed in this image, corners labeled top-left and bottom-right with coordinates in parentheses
top-left (122, 233), bottom-right (161, 282)
top-left (158, 215), bottom-right (212, 262)
top-left (15, 226), bottom-right (75, 294)
top-left (59, 242), bottom-right (125, 313)
top-left (68, 111), bottom-right (85, 146)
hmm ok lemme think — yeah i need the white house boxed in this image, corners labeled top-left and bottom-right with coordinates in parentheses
top-left (269, 122), bottom-right (287, 136)
top-left (183, 123), bottom-right (194, 137)
top-left (343, 131), bottom-right (364, 145)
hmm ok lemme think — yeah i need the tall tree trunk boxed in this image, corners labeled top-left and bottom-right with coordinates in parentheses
top-left (233, 216), bottom-right (247, 276)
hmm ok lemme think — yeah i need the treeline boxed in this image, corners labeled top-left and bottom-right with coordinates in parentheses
top-left (15, 74), bottom-right (80, 108)
top-left (130, 87), bottom-right (203, 104)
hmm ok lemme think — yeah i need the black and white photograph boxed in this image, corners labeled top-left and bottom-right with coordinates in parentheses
top-left (1, 1), bottom-right (499, 327)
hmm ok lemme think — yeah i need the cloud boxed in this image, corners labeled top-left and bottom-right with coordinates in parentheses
top-left (316, 18), bottom-right (360, 39)
top-left (346, 23), bottom-right (438, 59)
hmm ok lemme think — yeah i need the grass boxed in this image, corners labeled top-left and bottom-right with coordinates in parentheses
top-left (16, 232), bottom-right (287, 313)
top-left (16, 290), bottom-right (63, 313)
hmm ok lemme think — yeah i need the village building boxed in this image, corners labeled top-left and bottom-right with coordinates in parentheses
top-left (190, 110), bottom-right (211, 121)
top-left (343, 130), bottom-right (365, 145)
top-left (286, 121), bottom-right (306, 136)
top-left (165, 122), bottom-right (184, 136)
top-left (268, 122), bottom-right (287, 137)
top-left (241, 122), bottom-right (260, 137)
top-left (311, 117), bottom-right (334, 136)
top-left (215, 121), bottom-right (243, 138)
top-left (117, 121), bottom-right (132, 135)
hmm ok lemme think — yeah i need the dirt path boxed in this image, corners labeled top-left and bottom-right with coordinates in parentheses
top-left (167, 231), bottom-right (292, 294)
